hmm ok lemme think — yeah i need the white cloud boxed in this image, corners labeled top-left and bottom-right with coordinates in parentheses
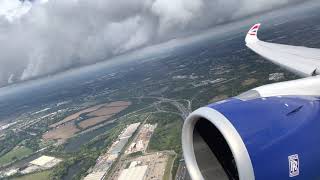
top-left (151, 0), bottom-right (204, 36)
top-left (0, 0), bottom-right (32, 22)
top-left (0, 0), bottom-right (309, 87)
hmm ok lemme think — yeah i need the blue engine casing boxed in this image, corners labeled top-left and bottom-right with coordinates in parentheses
top-left (182, 95), bottom-right (320, 180)
top-left (210, 96), bottom-right (320, 179)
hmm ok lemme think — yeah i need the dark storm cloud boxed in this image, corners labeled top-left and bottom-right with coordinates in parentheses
top-left (0, 0), bottom-right (308, 86)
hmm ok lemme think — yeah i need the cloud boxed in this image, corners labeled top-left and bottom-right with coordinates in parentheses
top-left (0, 0), bottom-right (32, 22)
top-left (0, 0), bottom-right (308, 87)
top-left (151, 0), bottom-right (204, 36)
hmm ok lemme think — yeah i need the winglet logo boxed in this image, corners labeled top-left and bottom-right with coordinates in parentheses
top-left (248, 24), bottom-right (260, 36)
top-left (288, 154), bottom-right (299, 177)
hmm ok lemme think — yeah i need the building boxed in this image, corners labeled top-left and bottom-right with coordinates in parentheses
top-left (83, 172), bottom-right (106, 180)
top-left (269, 73), bottom-right (284, 81)
top-left (119, 123), bottom-right (140, 139)
top-left (29, 155), bottom-right (62, 168)
top-left (20, 155), bottom-right (62, 174)
top-left (117, 165), bottom-right (148, 180)
top-left (84, 123), bottom-right (141, 180)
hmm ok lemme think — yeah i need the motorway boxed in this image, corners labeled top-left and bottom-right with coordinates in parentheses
top-left (175, 161), bottom-right (191, 180)
top-left (149, 96), bottom-right (192, 119)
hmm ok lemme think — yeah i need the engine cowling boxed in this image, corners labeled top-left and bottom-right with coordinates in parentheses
top-left (182, 96), bottom-right (320, 180)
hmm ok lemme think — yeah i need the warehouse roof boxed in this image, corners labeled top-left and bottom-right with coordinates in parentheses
top-left (30, 155), bottom-right (56, 166)
top-left (118, 165), bottom-right (148, 180)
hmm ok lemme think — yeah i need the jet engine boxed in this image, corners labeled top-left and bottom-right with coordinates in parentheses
top-left (182, 95), bottom-right (320, 180)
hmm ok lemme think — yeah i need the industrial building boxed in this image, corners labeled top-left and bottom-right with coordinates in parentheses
top-left (83, 172), bottom-right (106, 180)
top-left (20, 155), bottom-right (62, 174)
top-left (84, 123), bottom-right (141, 180)
top-left (119, 123), bottom-right (140, 139)
top-left (118, 165), bottom-right (148, 180)
top-left (125, 124), bottom-right (157, 154)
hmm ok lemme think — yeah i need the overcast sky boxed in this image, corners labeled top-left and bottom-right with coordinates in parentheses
top-left (0, 0), bottom-right (312, 87)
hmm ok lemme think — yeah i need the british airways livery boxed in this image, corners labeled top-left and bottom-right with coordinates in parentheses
top-left (181, 24), bottom-right (320, 180)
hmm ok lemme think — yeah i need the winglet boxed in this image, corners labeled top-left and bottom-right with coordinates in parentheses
top-left (245, 23), bottom-right (261, 44)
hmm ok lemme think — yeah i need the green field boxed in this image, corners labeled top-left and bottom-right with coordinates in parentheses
top-left (147, 113), bottom-right (182, 154)
top-left (0, 146), bottom-right (33, 166)
top-left (12, 170), bottom-right (51, 180)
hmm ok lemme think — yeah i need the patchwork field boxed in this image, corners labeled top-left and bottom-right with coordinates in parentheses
top-left (87, 104), bottom-right (129, 117)
top-left (78, 115), bottom-right (112, 129)
top-left (241, 78), bottom-right (258, 86)
top-left (43, 123), bottom-right (80, 142)
top-left (43, 101), bottom-right (131, 142)
top-left (49, 103), bottom-right (108, 128)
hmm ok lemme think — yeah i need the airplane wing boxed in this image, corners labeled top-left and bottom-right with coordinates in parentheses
top-left (182, 23), bottom-right (320, 180)
top-left (245, 24), bottom-right (320, 77)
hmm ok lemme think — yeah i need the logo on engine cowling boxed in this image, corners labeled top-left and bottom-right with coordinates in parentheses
top-left (288, 154), bottom-right (299, 177)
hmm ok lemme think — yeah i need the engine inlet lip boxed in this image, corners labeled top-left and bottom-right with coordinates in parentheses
top-left (182, 107), bottom-right (255, 180)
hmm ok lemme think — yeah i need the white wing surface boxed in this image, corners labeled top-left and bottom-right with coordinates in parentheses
top-left (246, 24), bottom-right (320, 77)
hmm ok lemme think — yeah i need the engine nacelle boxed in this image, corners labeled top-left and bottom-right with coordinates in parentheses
top-left (182, 96), bottom-right (320, 180)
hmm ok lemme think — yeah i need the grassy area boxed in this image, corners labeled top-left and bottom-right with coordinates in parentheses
top-left (11, 170), bottom-right (51, 180)
top-left (0, 146), bottom-right (33, 166)
top-left (126, 151), bottom-right (143, 158)
top-left (147, 113), bottom-right (182, 154)
top-left (159, 102), bottom-right (180, 113)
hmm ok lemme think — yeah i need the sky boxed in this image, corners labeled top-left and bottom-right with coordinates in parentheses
top-left (0, 0), bottom-right (312, 87)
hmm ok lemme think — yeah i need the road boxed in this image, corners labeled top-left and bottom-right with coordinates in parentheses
top-left (153, 97), bottom-right (191, 119)
top-left (175, 161), bottom-right (191, 180)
